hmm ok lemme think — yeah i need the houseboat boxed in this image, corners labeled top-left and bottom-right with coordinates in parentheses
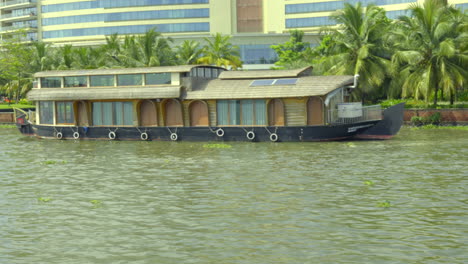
top-left (15, 65), bottom-right (404, 142)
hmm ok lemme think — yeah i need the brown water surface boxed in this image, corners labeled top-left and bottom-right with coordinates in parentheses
top-left (0, 127), bottom-right (467, 263)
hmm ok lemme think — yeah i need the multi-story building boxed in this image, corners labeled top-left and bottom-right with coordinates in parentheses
top-left (1, 0), bottom-right (467, 68)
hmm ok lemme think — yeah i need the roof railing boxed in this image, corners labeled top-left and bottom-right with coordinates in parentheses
top-left (0, 0), bottom-right (37, 8)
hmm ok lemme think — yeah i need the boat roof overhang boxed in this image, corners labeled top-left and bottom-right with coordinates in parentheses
top-left (34, 65), bottom-right (226, 78)
top-left (27, 86), bottom-right (181, 101)
top-left (185, 75), bottom-right (354, 100)
top-left (218, 66), bottom-right (312, 80)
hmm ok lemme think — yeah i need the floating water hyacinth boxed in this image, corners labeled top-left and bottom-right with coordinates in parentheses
top-left (364, 180), bottom-right (374, 186)
top-left (42, 160), bottom-right (67, 165)
top-left (377, 200), bottom-right (392, 208)
top-left (38, 197), bottom-right (52, 202)
top-left (202, 143), bottom-right (232, 149)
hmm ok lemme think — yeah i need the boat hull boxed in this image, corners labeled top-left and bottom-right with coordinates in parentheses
top-left (17, 121), bottom-right (379, 142)
top-left (353, 103), bottom-right (405, 140)
top-left (16, 104), bottom-right (405, 142)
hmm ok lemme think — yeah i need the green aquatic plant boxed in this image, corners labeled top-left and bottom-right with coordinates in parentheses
top-left (38, 197), bottom-right (52, 202)
top-left (377, 200), bottom-right (392, 208)
top-left (90, 200), bottom-right (103, 208)
top-left (364, 180), bottom-right (374, 186)
top-left (346, 142), bottom-right (356, 148)
top-left (42, 160), bottom-right (67, 165)
top-left (203, 143), bottom-right (232, 149)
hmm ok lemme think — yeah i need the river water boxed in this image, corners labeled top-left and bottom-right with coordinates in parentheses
top-left (0, 127), bottom-right (466, 264)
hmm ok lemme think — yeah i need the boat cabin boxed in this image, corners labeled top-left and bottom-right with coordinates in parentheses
top-left (27, 65), bottom-right (379, 131)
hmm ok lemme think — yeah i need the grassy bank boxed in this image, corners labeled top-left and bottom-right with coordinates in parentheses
top-left (0, 124), bottom-right (16, 128)
top-left (0, 103), bottom-right (35, 110)
top-left (410, 125), bottom-right (468, 130)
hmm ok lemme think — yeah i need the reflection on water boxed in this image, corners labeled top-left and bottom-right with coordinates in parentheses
top-left (0, 127), bottom-right (467, 263)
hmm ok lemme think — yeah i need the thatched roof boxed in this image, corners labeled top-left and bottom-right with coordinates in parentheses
top-left (27, 86), bottom-right (181, 101)
top-left (34, 65), bottom-right (225, 77)
top-left (185, 75), bottom-right (354, 100)
top-left (218, 66), bottom-right (312, 80)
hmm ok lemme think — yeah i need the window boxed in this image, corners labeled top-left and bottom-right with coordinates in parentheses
top-left (118, 74), bottom-right (143, 86)
top-left (39, 101), bottom-right (54, 124)
top-left (42, 23), bottom-right (210, 39)
top-left (217, 100), bottom-right (266, 126)
top-left (56, 102), bottom-right (75, 124)
top-left (92, 102), bottom-right (133, 126)
top-left (90, 75), bottom-right (114, 87)
top-left (42, 0), bottom-right (209, 13)
top-left (42, 9), bottom-right (209, 26)
top-left (64, 76), bottom-right (87, 87)
top-left (41, 77), bottom-right (61, 88)
top-left (286, 17), bottom-right (335, 28)
top-left (146, 73), bottom-right (171, 85)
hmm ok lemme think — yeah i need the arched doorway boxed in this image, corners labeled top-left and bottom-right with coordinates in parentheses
top-left (268, 99), bottom-right (285, 126)
top-left (140, 100), bottom-right (158, 126)
top-left (164, 99), bottom-right (183, 126)
top-left (77, 101), bottom-right (89, 126)
top-left (307, 97), bottom-right (323, 125)
top-left (189, 100), bottom-right (209, 126)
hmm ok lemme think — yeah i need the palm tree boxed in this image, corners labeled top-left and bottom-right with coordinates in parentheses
top-left (31, 41), bottom-right (54, 72)
top-left (73, 47), bottom-right (106, 69)
top-left (390, 0), bottom-right (467, 106)
top-left (55, 45), bottom-right (74, 70)
top-left (198, 33), bottom-right (242, 69)
top-left (118, 28), bottom-right (176, 67)
top-left (317, 3), bottom-right (391, 102)
top-left (176, 40), bottom-right (204, 65)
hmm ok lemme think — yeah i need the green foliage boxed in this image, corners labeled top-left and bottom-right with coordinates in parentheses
top-left (411, 125), bottom-right (468, 130)
top-left (377, 200), bottom-right (392, 208)
top-left (315, 3), bottom-right (392, 102)
top-left (389, 0), bottom-right (468, 106)
top-left (198, 33), bottom-right (242, 69)
top-left (203, 143), bottom-right (232, 149)
top-left (364, 180), bottom-right (374, 186)
top-left (38, 197), bottom-right (52, 202)
top-left (410, 112), bottom-right (441, 126)
top-left (379, 99), bottom-right (468, 109)
top-left (271, 30), bottom-right (312, 69)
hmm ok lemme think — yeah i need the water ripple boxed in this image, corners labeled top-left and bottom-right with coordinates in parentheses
top-left (0, 127), bottom-right (467, 263)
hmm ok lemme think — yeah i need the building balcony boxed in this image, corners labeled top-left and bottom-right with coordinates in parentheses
top-left (0, 0), bottom-right (37, 11)
top-left (0, 11), bottom-right (36, 22)
top-left (0, 23), bottom-right (37, 33)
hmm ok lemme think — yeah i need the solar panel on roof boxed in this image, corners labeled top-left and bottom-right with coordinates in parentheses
top-left (250, 79), bottom-right (275, 86)
top-left (274, 78), bottom-right (298, 85)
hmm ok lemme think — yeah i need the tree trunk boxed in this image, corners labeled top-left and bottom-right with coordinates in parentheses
top-left (433, 86), bottom-right (438, 107)
top-left (450, 90), bottom-right (454, 106)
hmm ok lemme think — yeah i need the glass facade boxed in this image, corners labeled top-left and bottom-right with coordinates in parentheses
top-left (92, 102), bottom-right (133, 126)
top-left (42, 9), bottom-right (209, 26)
top-left (42, 23), bottom-right (209, 39)
top-left (56, 102), bottom-right (75, 124)
top-left (386, 9), bottom-right (409, 19)
top-left (42, 0), bottom-right (209, 13)
top-left (286, 16), bottom-right (335, 28)
top-left (239, 44), bottom-right (277, 64)
top-left (285, 0), bottom-right (416, 14)
top-left (217, 100), bottom-right (266, 126)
